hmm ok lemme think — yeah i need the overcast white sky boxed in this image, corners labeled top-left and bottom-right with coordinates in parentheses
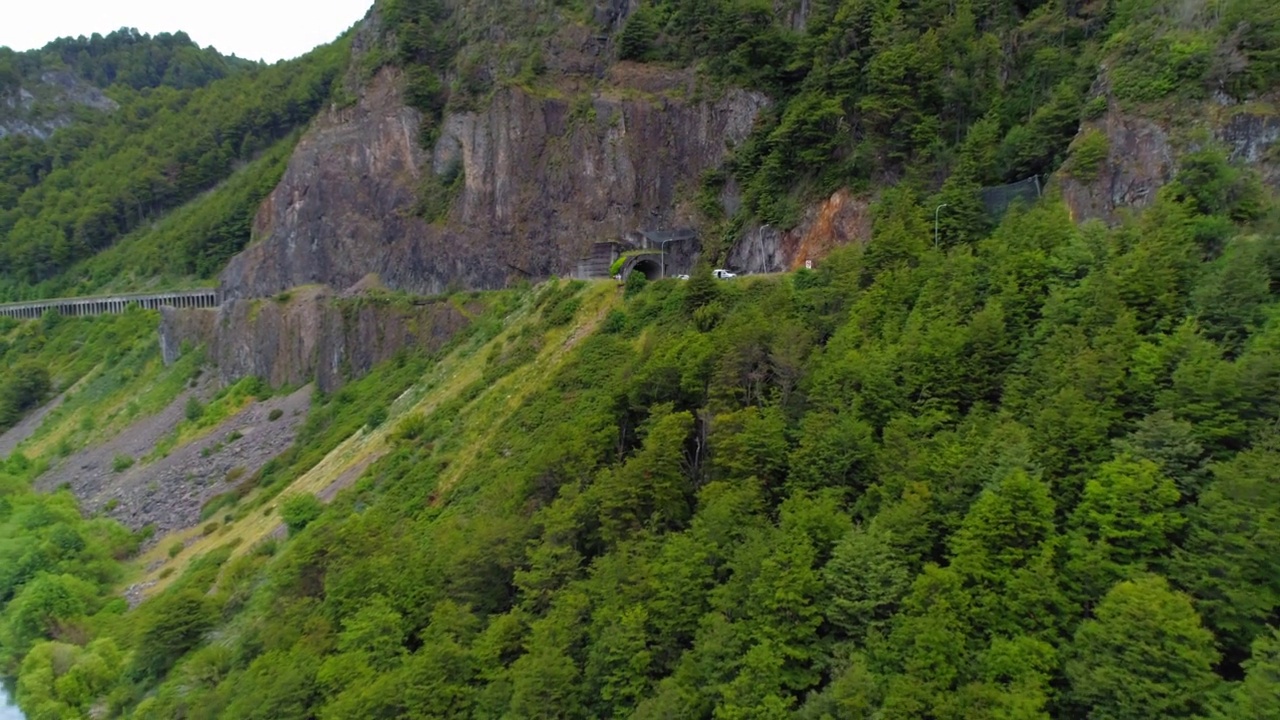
top-left (2, 0), bottom-right (374, 63)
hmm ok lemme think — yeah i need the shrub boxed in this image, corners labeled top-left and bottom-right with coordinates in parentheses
top-left (131, 589), bottom-right (216, 678)
top-left (624, 271), bottom-right (648, 299)
top-left (225, 466), bottom-right (247, 484)
top-left (136, 524), bottom-right (157, 544)
top-left (601, 309), bottom-right (629, 334)
top-left (184, 396), bottom-right (205, 422)
top-left (268, 408), bottom-right (284, 422)
top-left (1067, 129), bottom-right (1110, 182)
top-left (542, 293), bottom-right (582, 328)
top-left (104, 498), bottom-right (119, 512)
top-left (365, 405), bottom-right (389, 429)
top-left (227, 430), bottom-right (243, 443)
top-left (167, 541), bottom-right (184, 559)
top-left (202, 522), bottom-right (219, 536)
top-left (112, 454), bottom-right (135, 473)
top-left (693, 301), bottom-right (725, 332)
top-left (394, 412), bottom-right (428, 441)
top-left (280, 495), bottom-right (324, 535)
top-left (0, 363), bottom-right (51, 430)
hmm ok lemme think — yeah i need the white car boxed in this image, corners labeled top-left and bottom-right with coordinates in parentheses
top-left (712, 269), bottom-right (737, 279)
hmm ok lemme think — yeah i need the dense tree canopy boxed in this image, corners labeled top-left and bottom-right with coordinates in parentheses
top-left (0, 32), bottom-right (348, 296)
top-left (0, 0), bottom-right (1279, 717)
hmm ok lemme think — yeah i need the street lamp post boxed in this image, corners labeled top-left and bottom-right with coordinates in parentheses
top-left (659, 237), bottom-right (681, 278)
top-left (934, 203), bottom-right (949, 250)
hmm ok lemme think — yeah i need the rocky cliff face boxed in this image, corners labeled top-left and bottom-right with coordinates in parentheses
top-left (160, 285), bottom-right (474, 391)
top-left (0, 70), bottom-right (118, 140)
top-left (727, 189), bottom-right (874, 274)
top-left (219, 55), bottom-right (768, 300)
top-left (1059, 85), bottom-right (1280, 224)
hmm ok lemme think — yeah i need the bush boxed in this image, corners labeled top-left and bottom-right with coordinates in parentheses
top-left (132, 589), bottom-right (217, 678)
top-left (0, 363), bottom-right (51, 429)
top-left (136, 524), bottom-right (157, 544)
top-left (184, 396), bottom-right (205, 423)
top-left (1067, 129), bottom-right (1110, 182)
top-left (280, 494), bottom-right (324, 535)
top-left (225, 466), bottom-right (246, 484)
top-left (112, 454), bottom-right (135, 473)
top-left (167, 541), bottom-right (184, 559)
top-left (684, 262), bottom-right (720, 314)
top-left (601, 309), bottom-right (630, 334)
top-left (394, 412), bottom-right (428, 441)
top-left (624, 271), bottom-right (649, 299)
top-left (201, 522), bottom-right (219, 536)
top-left (365, 405), bottom-right (389, 429)
top-left (268, 408), bottom-right (284, 422)
top-left (541, 292), bottom-right (582, 328)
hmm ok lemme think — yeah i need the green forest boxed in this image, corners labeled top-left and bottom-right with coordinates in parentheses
top-left (4, 178), bottom-right (1280, 718)
top-left (0, 29), bottom-right (349, 299)
top-left (2, 0), bottom-right (1280, 718)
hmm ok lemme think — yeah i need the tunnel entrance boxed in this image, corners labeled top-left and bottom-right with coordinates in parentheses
top-left (631, 258), bottom-right (662, 281)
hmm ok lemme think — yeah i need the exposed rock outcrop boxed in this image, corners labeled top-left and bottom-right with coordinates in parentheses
top-left (218, 59), bottom-right (769, 299)
top-left (1059, 111), bottom-right (1177, 224)
top-left (1221, 109), bottom-right (1280, 187)
top-left (0, 70), bottom-right (118, 140)
top-left (728, 189), bottom-right (873, 273)
top-left (161, 285), bottom-right (475, 392)
top-left (1059, 81), bottom-right (1280, 224)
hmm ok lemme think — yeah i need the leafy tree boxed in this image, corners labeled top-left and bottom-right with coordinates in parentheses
top-left (824, 525), bottom-right (911, 641)
top-left (1065, 575), bottom-right (1219, 720)
top-left (131, 589), bottom-right (217, 678)
top-left (619, 6), bottom-right (659, 62)
top-left (1065, 455), bottom-right (1183, 601)
top-left (1219, 627), bottom-right (1280, 720)
top-left (0, 363), bottom-right (50, 430)
top-left (1171, 444), bottom-right (1280, 663)
top-left (685, 261), bottom-right (721, 316)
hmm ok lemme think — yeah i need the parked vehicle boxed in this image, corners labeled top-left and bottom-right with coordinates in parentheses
top-left (712, 269), bottom-right (737, 279)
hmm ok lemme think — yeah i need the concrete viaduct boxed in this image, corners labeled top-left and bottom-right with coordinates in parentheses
top-left (0, 289), bottom-right (220, 321)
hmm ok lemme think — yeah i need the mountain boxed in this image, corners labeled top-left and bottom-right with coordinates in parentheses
top-left (0, 29), bottom-right (348, 297)
top-left (0, 0), bottom-right (1279, 718)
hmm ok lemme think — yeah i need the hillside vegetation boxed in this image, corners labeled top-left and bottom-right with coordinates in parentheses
top-left (379, 0), bottom-right (1280, 253)
top-left (0, 30), bottom-right (350, 299)
top-left (2, 170), bottom-right (1280, 717)
top-left (1, 0), bottom-right (1280, 718)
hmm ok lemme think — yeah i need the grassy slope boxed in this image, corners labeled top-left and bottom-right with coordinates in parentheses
top-left (138, 281), bottom-right (619, 596)
top-left (0, 311), bottom-right (200, 463)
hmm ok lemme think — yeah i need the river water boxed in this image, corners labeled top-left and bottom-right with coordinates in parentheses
top-left (0, 683), bottom-right (22, 720)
